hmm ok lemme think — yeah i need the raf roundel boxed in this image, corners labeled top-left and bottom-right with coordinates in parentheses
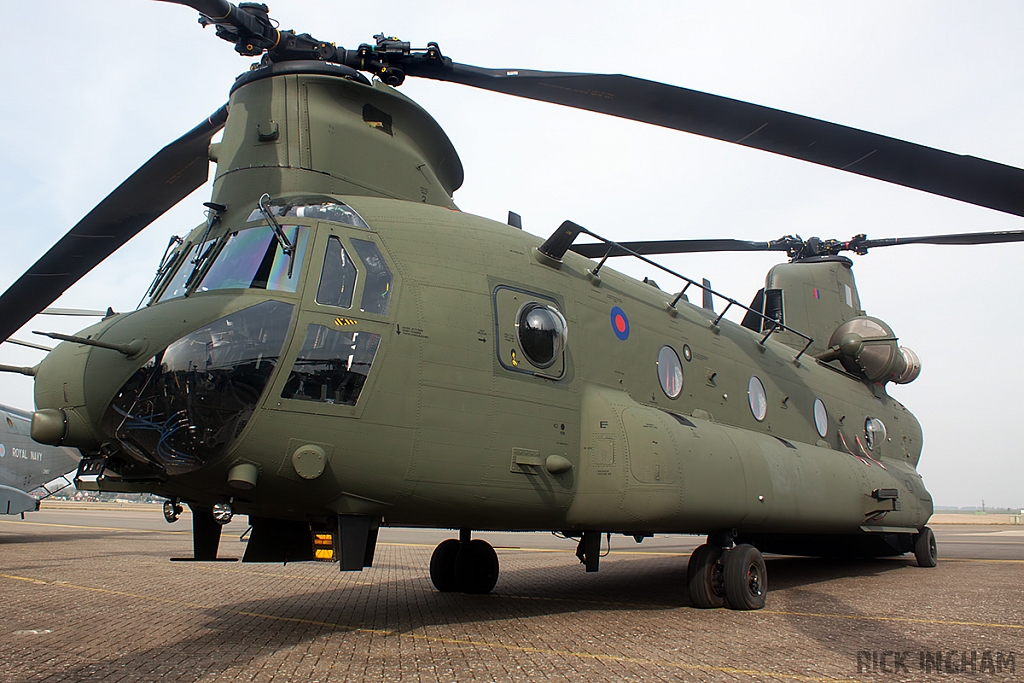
top-left (610, 306), bottom-right (630, 341)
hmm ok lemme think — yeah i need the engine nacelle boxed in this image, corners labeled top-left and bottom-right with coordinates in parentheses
top-left (822, 316), bottom-right (921, 384)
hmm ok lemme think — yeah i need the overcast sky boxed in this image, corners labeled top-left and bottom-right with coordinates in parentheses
top-left (1, 1), bottom-right (1022, 508)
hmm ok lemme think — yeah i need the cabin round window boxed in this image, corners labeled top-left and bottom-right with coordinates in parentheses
top-left (813, 398), bottom-right (828, 437)
top-left (657, 346), bottom-right (684, 399)
top-left (865, 417), bottom-right (887, 450)
top-left (748, 376), bottom-right (768, 422)
top-left (516, 302), bottom-right (567, 369)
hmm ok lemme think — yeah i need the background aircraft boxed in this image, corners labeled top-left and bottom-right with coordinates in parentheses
top-left (0, 404), bottom-right (80, 515)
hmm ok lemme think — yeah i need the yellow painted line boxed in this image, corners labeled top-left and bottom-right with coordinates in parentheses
top-left (0, 571), bottom-right (865, 683)
top-left (940, 557), bottom-right (1024, 564)
top-left (1, 573), bottom-right (49, 585)
top-left (0, 573), bottom-right (209, 609)
top-left (763, 609), bottom-right (1023, 630)
top-left (0, 519), bottom-right (190, 535)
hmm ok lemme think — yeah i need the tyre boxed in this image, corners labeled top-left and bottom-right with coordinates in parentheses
top-left (429, 539), bottom-right (462, 592)
top-left (723, 543), bottom-right (767, 610)
top-left (913, 527), bottom-right (937, 567)
top-left (687, 544), bottom-right (726, 609)
top-left (455, 539), bottom-right (500, 594)
top-left (458, 540), bottom-right (501, 593)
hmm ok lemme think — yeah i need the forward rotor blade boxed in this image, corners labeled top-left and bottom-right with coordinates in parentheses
top-left (155, 0), bottom-right (231, 19)
top-left (3, 338), bottom-right (53, 352)
top-left (0, 105), bottom-right (228, 343)
top-left (858, 230), bottom-right (1024, 250)
top-left (423, 64), bottom-right (1024, 218)
top-left (570, 238), bottom-right (784, 259)
top-left (41, 307), bottom-right (109, 317)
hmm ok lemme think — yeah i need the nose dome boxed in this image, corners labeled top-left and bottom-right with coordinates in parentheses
top-left (100, 300), bottom-right (294, 475)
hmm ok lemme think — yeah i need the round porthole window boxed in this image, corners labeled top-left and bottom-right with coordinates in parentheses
top-left (813, 398), bottom-right (828, 437)
top-left (657, 346), bottom-right (684, 399)
top-left (748, 376), bottom-right (768, 422)
top-left (864, 417), bottom-right (887, 450)
top-left (516, 302), bottom-right (567, 369)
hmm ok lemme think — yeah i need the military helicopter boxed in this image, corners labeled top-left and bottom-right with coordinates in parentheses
top-left (0, 1), bottom-right (1022, 610)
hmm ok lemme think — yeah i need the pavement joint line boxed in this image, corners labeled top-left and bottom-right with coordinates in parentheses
top-left (5, 520), bottom-right (1021, 561)
top-left (762, 609), bottom-right (1024, 630)
top-left (175, 562), bottom-right (665, 607)
top-left (8, 520), bottom-right (1024, 565)
top-left (0, 522), bottom-right (683, 556)
top-left (379, 541), bottom-right (687, 556)
top-left (6, 568), bottom-right (1021, 634)
top-left (175, 562), bottom-right (668, 608)
top-left (0, 570), bottom-right (869, 683)
top-left (8, 518), bottom-right (1022, 569)
top-left (232, 608), bottom-right (873, 683)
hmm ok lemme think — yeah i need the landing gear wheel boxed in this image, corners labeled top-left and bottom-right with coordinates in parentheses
top-left (455, 539), bottom-right (500, 594)
top-left (687, 543), bottom-right (725, 609)
top-left (723, 543), bottom-right (767, 610)
top-left (913, 526), bottom-right (937, 567)
top-left (429, 539), bottom-right (462, 592)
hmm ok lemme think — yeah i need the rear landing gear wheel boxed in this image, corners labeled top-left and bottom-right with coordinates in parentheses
top-left (687, 543), bottom-right (725, 609)
top-left (429, 539), bottom-right (462, 592)
top-left (455, 539), bottom-right (500, 594)
top-left (723, 543), bottom-right (767, 610)
top-left (913, 526), bottom-right (937, 567)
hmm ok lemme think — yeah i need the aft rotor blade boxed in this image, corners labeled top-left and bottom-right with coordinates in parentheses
top-left (858, 229), bottom-right (1024, 250)
top-left (0, 105), bottom-right (228, 342)
top-left (570, 238), bottom-right (785, 259)
top-left (424, 64), bottom-right (1024, 218)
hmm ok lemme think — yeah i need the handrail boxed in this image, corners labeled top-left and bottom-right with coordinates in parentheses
top-left (574, 226), bottom-right (816, 363)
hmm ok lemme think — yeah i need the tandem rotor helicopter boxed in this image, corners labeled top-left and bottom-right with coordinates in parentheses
top-left (1, 2), bottom-right (1023, 610)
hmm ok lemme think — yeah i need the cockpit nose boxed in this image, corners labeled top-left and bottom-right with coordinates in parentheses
top-left (100, 300), bottom-right (294, 475)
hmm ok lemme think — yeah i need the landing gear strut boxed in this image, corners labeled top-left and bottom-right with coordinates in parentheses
top-left (687, 535), bottom-right (767, 610)
top-left (429, 530), bottom-right (499, 594)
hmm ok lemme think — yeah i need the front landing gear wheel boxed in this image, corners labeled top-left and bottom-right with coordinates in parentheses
top-left (429, 539), bottom-right (462, 592)
top-left (687, 543), bottom-right (725, 609)
top-left (914, 526), bottom-right (938, 567)
top-left (723, 543), bottom-right (767, 610)
top-left (455, 539), bottom-right (500, 594)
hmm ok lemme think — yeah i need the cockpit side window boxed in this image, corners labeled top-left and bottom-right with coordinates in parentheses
top-left (199, 225), bottom-right (309, 294)
top-left (281, 324), bottom-right (381, 405)
top-left (351, 239), bottom-right (392, 315)
top-left (316, 237), bottom-right (357, 308)
top-left (155, 244), bottom-right (197, 302)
